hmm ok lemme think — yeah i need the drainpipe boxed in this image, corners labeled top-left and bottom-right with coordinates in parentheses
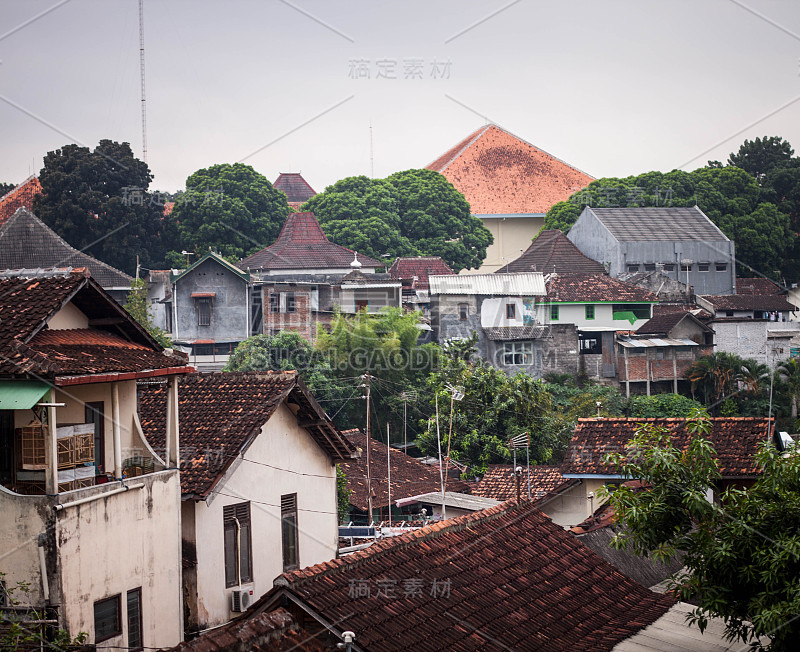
top-left (46, 391), bottom-right (58, 495)
top-left (112, 383), bottom-right (122, 480)
top-left (170, 375), bottom-right (180, 468)
top-left (37, 534), bottom-right (49, 602)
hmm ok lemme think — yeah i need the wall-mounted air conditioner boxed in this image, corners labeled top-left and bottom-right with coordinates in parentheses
top-left (230, 587), bottom-right (253, 612)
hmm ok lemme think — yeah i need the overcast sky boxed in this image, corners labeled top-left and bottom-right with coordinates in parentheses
top-left (2, 0), bottom-right (800, 193)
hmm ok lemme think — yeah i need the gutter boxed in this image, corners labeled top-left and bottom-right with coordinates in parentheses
top-left (55, 365), bottom-right (195, 386)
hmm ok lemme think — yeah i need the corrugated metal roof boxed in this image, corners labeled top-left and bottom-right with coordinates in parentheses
top-left (588, 207), bottom-right (729, 242)
top-left (618, 338), bottom-right (698, 348)
top-left (429, 272), bottom-right (545, 296)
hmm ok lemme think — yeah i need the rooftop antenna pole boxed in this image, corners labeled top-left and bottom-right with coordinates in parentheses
top-left (369, 121), bottom-right (374, 178)
top-left (138, 0), bottom-right (148, 163)
top-left (364, 373), bottom-right (373, 524)
top-left (387, 423), bottom-right (391, 527)
top-left (435, 391), bottom-right (446, 520)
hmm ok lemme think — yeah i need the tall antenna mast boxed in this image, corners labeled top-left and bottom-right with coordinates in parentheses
top-left (369, 121), bottom-right (374, 178)
top-left (138, 0), bottom-right (148, 163)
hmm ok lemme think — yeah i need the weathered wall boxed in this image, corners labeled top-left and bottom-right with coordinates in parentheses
top-left (56, 470), bottom-right (183, 649)
top-left (541, 478), bottom-right (608, 528)
top-left (262, 285), bottom-right (314, 341)
top-left (174, 258), bottom-right (248, 343)
top-left (470, 215), bottom-right (544, 274)
top-left (713, 320), bottom-right (800, 367)
top-left (48, 303), bottom-right (90, 330)
top-left (190, 403), bottom-right (338, 631)
top-left (542, 324), bottom-right (580, 377)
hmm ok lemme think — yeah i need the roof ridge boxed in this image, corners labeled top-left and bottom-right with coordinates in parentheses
top-left (277, 500), bottom-right (525, 587)
top-left (427, 124), bottom-right (492, 172)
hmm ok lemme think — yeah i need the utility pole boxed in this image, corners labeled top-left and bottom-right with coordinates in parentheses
top-left (443, 384), bottom-right (464, 494)
top-left (387, 423), bottom-right (391, 527)
top-left (435, 392), bottom-right (446, 520)
top-left (399, 390), bottom-right (417, 453)
top-left (364, 373), bottom-right (373, 523)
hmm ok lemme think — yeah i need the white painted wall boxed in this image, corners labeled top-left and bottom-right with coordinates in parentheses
top-left (189, 402), bottom-right (338, 630)
top-left (535, 303), bottom-right (651, 330)
top-left (55, 470), bottom-right (183, 649)
top-left (47, 303), bottom-right (89, 330)
top-left (713, 321), bottom-right (800, 367)
top-left (541, 479), bottom-right (608, 528)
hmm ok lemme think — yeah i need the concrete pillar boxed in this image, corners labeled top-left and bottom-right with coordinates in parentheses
top-left (46, 391), bottom-right (58, 495)
top-left (112, 383), bottom-right (122, 480)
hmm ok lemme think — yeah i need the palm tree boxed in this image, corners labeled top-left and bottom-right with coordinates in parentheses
top-left (688, 352), bottom-right (742, 413)
top-left (738, 358), bottom-right (770, 396)
top-left (777, 358), bottom-right (800, 418)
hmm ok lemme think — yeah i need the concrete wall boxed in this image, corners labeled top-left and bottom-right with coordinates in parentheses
top-left (188, 403), bottom-right (337, 632)
top-left (173, 258), bottom-right (249, 344)
top-left (712, 320), bottom-right (800, 367)
top-left (542, 478), bottom-right (608, 528)
top-left (339, 287), bottom-right (401, 313)
top-left (55, 470), bottom-right (183, 649)
top-left (535, 302), bottom-right (652, 331)
top-left (48, 303), bottom-right (89, 330)
top-left (470, 215), bottom-right (544, 274)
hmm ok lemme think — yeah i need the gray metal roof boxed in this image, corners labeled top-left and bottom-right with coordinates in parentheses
top-left (618, 338), bottom-right (699, 348)
top-left (587, 207), bottom-right (730, 242)
top-left (614, 602), bottom-right (761, 650)
top-left (395, 491), bottom-right (501, 511)
top-left (429, 272), bottom-right (546, 296)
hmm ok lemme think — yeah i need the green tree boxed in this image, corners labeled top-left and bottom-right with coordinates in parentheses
top-left (33, 140), bottom-right (169, 275)
top-left (777, 358), bottom-right (800, 419)
top-left (302, 170), bottom-right (493, 272)
top-left (0, 182), bottom-right (15, 196)
top-left (604, 410), bottom-right (800, 650)
top-left (169, 163), bottom-right (289, 261)
top-left (124, 278), bottom-right (172, 348)
top-left (336, 464), bottom-right (351, 523)
top-left (627, 393), bottom-right (704, 418)
top-left (728, 136), bottom-right (795, 181)
top-left (687, 352), bottom-right (742, 410)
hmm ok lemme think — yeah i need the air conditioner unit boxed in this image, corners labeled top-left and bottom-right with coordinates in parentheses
top-left (230, 588), bottom-right (252, 613)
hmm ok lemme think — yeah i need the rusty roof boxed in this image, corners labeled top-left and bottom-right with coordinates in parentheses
top-left (701, 294), bottom-right (796, 312)
top-left (256, 500), bottom-right (673, 650)
top-left (735, 277), bottom-right (784, 295)
top-left (239, 212), bottom-right (383, 271)
top-left (499, 229), bottom-right (606, 275)
top-left (339, 429), bottom-right (472, 511)
top-left (562, 418), bottom-right (771, 478)
top-left (139, 372), bottom-right (356, 498)
top-left (426, 124), bottom-right (594, 215)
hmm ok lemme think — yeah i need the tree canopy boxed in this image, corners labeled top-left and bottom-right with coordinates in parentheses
top-left (301, 169), bottom-right (493, 272)
top-left (124, 278), bottom-right (172, 348)
top-left (34, 140), bottom-right (169, 275)
top-left (605, 410), bottom-right (800, 650)
top-left (168, 163), bottom-right (290, 261)
top-left (544, 137), bottom-right (800, 281)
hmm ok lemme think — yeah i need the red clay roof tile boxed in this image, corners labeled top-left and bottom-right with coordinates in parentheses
top-left (735, 277), bottom-right (784, 295)
top-left (388, 256), bottom-right (455, 290)
top-left (273, 172), bottom-right (317, 207)
top-left (474, 464), bottom-right (577, 503)
top-left (499, 230), bottom-right (605, 275)
top-left (546, 274), bottom-right (657, 303)
top-left (426, 125), bottom-right (593, 215)
top-left (0, 176), bottom-right (41, 228)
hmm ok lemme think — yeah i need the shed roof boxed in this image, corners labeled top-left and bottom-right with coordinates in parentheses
top-left (583, 207), bottom-right (729, 242)
top-left (429, 272), bottom-right (545, 296)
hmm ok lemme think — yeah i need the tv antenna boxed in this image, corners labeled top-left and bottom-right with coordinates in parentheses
top-left (138, 0), bottom-right (148, 163)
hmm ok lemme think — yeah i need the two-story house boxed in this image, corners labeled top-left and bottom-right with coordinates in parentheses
top-left (139, 371), bottom-right (356, 635)
top-left (0, 267), bottom-right (191, 649)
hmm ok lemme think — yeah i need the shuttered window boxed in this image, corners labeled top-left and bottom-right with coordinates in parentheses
top-left (127, 588), bottom-right (142, 650)
top-left (281, 493), bottom-right (299, 572)
top-left (223, 503), bottom-right (253, 587)
top-left (94, 594), bottom-right (121, 643)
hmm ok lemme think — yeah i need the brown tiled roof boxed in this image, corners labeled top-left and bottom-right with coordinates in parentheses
top-left (273, 172), bottom-right (317, 208)
top-left (483, 325), bottom-right (546, 341)
top-left (339, 429), bottom-right (471, 511)
top-left (139, 372), bottom-right (356, 498)
top-left (702, 294), bottom-right (796, 312)
top-left (562, 418), bottom-right (771, 478)
top-left (474, 464), bottom-right (578, 503)
top-left (500, 230), bottom-right (605, 275)
top-left (635, 312), bottom-right (711, 336)
top-left (260, 501), bottom-right (673, 651)
top-left (238, 212), bottom-right (383, 271)
top-left (0, 176), bottom-right (41, 228)
top-left (426, 124), bottom-right (593, 215)
top-left (546, 274), bottom-right (657, 303)
top-left (0, 268), bottom-right (176, 377)
top-left (0, 208), bottom-right (133, 288)
top-left (388, 256), bottom-right (455, 290)
top-left (736, 277), bottom-right (784, 295)
top-left (167, 607), bottom-right (324, 651)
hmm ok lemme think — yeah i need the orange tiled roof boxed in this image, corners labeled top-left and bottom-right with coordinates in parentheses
top-left (474, 464), bottom-right (577, 502)
top-left (426, 125), bottom-right (593, 215)
top-left (0, 176), bottom-right (42, 228)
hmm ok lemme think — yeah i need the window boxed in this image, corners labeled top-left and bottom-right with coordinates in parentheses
top-left (197, 298), bottom-right (211, 326)
top-left (626, 264), bottom-right (640, 273)
top-left (612, 304), bottom-right (652, 320)
top-left (458, 303), bottom-right (468, 320)
top-left (127, 588), bottom-right (142, 650)
top-left (506, 303), bottom-right (516, 319)
top-left (663, 263), bottom-right (675, 272)
top-left (579, 333), bottom-right (602, 355)
top-left (224, 503), bottom-right (252, 587)
top-left (644, 263), bottom-right (656, 272)
top-left (503, 341), bottom-right (534, 366)
top-left (269, 293), bottom-right (279, 313)
top-left (680, 262), bottom-right (692, 273)
top-left (286, 292), bottom-right (296, 313)
top-left (698, 263), bottom-right (709, 272)
top-left (251, 294), bottom-right (263, 335)
top-left (716, 263), bottom-right (727, 272)
top-left (585, 305), bottom-right (595, 320)
top-left (281, 494), bottom-right (299, 572)
top-left (550, 305), bottom-right (559, 321)
top-left (94, 594), bottom-right (121, 643)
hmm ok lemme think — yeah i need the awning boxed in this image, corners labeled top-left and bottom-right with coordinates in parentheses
top-left (0, 380), bottom-right (50, 410)
top-left (190, 292), bottom-right (216, 298)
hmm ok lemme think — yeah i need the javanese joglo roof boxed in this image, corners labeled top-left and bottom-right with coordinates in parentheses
top-left (562, 417), bottom-right (771, 478)
top-left (253, 500), bottom-right (674, 651)
top-left (339, 429), bottom-right (472, 511)
top-left (426, 124), bottom-right (593, 215)
top-left (0, 268), bottom-right (188, 379)
top-left (139, 372), bottom-right (356, 498)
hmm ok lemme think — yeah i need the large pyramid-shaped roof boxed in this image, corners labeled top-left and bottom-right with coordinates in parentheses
top-left (499, 229), bottom-right (605, 275)
top-left (273, 172), bottom-right (316, 209)
top-left (0, 176), bottom-right (42, 228)
top-left (239, 212), bottom-right (383, 272)
top-left (426, 124), bottom-right (593, 215)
